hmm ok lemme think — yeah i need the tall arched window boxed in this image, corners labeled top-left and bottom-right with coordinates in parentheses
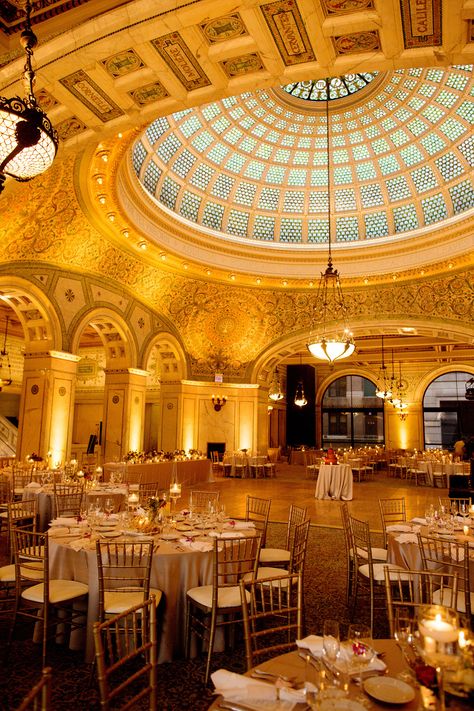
top-left (423, 371), bottom-right (474, 450)
top-left (321, 375), bottom-right (384, 448)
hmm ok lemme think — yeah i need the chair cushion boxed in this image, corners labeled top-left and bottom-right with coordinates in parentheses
top-left (355, 547), bottom-right (388, 562)
top-left (259, 548), bottom-right (290, 564)
top-left (359, 563), bottom-right (411, 582)
top-left (22, 580), bottom-right (88, 604)
top-left (0, 564), bottom-right (15, 582)
top-left (433, 587), bottom-right (474, 614)
top-left (187, 584), bottom-right (247, 609)
top-left (104, 587), bottom-right (162, 614)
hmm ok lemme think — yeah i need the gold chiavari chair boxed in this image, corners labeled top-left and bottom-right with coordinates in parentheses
top-left (185, 534), bottom-right (261, 684)
top-left (246, 495), bottom-right (271, 547)
top-left (260, 504), bottom-right (307, 567)
top-left (240, 571), bottom-right (303, 670)
top-left (189, 490), bottom-right (220, 513)
top-left (93, 596), bottom-right (158, 711)
top-left (138, 481), bottom-right (160, 506)
top-left (0, 498), bottom-right (37, 561)
top-left (378, 497), bottom-right (407, 548)
top-left (15, 667), bottom-right (52, 711)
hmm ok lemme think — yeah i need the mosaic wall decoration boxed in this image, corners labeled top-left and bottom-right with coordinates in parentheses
top-left (101, 49), bottom-right (145, 78)
top-left (200, 14), bottom-right (247, 43)
top-left (59, 70), bottom-right (124, 122)
top-left (55, 116), bottom-right (88, 141)
top-left (220, 53), bottom-right (264, 78)
top-left (334, 30), bottom-right (380, 54)
top-left (260, 0), bottom-right (315, 65)
top-left (151, 32), bottom-right (211, 92)
top-left (129, 81), bottom-right (169, 107)
top-left (324, 0), bottom-right (374, 13)
top-left (399, 0), bottom-right (442, 48)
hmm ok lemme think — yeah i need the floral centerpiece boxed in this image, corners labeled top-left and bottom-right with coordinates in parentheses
top-left (130, 494), bottom-right (168, 534)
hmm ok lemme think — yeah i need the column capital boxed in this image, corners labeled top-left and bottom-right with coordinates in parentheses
top-left (103, 368), bottom-right (149, 377)
top-left (23, 350), bottom-right (81, 364)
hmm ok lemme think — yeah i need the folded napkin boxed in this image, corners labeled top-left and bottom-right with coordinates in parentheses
top-left (395, 533), bottom-right (419, 545)
top-left (211, 668), bottom-right (304, 708)
top-left (25, 481), bottom-right (42, 489)
top-left (296, 636), bottom-right (386, 675)
top-left (411, 517), bottom-right (427, 525)
top-left (178, 538), bottom-right (213, 552)
top-left (224, 520), bottom-right (256, 530)
top-left (69, 537), bottom-right (95, 551)
top-left (386, 524), bottom-right (412, 533)
top-left (208, 530), bottom-right (244, 539)
top-left (48, 526), bottom-right (70, 538)
top-left (51, 517), bottom-right (82, 527)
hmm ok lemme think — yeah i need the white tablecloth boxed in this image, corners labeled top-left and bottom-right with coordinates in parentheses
top-left (104, 458), bottom-right (212, 486)
top-left (48, 535), bottom-right (214, 664)
top-left (314, 463), bottom-right (353, 500)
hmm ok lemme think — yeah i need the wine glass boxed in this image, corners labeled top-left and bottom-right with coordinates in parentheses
top-left (304, 655), bottom-right (325, 710)
top-left (104, 497), bottom-right (114, 517)
top-left (347, 624), bottom-right (376, 687)
top-left (323, 619), bottom-right (340, 665)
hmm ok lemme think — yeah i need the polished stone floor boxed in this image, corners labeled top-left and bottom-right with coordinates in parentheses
top-left (183, 463), bottom-right (448, 531)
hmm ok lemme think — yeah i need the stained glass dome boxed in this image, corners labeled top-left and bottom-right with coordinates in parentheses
top-left (131, 66), bottom-right (474, 246)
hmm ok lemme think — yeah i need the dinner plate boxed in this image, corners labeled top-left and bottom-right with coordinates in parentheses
top-left (320, 699), bottom-right (366, 711)
top-left (159, 533), bottom-right (180, 541)
top-left (363, 676), bottom-right (415, 704)
top-left (176, 523), bottom-right (192, 531)
top-left (101, 530), bottom-right (122, 538)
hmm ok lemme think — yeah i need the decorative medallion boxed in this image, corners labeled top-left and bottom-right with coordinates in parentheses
top-left (260, 1), bottom-right (315, 65)
top-left (112, 395), bottom-right (120, 404)
top-left (59, 70), bottom-right (124, 122)
top-left (128, 81), bottom-right (169, 107)
top-left (325, 0), bottom-right (374, 12)
top-left (58, 386), bottom-right (66, 396)
top-left (334, 30), bottom-right (380, 54)
top-left (101, 49), bottom-right (144, 78)
top-left (399, 0), bottom-right (442, 48)
top-left (166, 402), bottom-right (174, 409)
top-left (36, 88), bottom-right (59, 112)
top-left (64, 288), bottom-right (75, 302)
top-left (55, 116), bottom-right (88, 141)
top-left (138, 317), bottom-right (145, 329)
top-left (151, 32), bottom-right (211, 91)
top-left (220, 53), bottom-right (264, 78)
top-left (200, 14), bottom-right (247, 43)
top-left (31, 385), bottom-right (39, 395)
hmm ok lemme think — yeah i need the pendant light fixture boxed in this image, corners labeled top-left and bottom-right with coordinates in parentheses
top-left (307, 79), bottom-right (355, 364)
top-left (0, 315), bottom-right (12, 390)
top-left (268, 367), bottom-right (284, 402)
top-left (0, 0), bottom-right (58, 194)
top-left (293, 353), bottom-right (307, 408)
top-left (376, 335), bottom-right (392, 400)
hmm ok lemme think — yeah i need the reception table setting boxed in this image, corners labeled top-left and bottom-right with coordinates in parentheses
top-left (44, 500), bottom-right (256, 664)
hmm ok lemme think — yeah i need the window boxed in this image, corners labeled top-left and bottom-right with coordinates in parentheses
top-left (322, 375), bottom-right (384, 448)
top-left (423, 371), bottom-right (474, 450)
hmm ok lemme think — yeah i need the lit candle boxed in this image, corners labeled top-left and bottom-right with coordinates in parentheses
top-left (170, 482), bottom-right (181, 497)
top-left (463, 525), bottom-right (470, 537)
top-left (419, 614), bottom-right (458, 643)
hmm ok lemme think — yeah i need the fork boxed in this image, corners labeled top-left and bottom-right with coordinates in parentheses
top-left (251, 668), bottom-right (296, 684)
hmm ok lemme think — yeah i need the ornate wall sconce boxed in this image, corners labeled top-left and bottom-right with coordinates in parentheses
top-left (211, 395), bottom-right (227, 412)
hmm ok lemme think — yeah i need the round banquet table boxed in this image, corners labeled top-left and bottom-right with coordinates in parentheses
top-left (315, 463), bottom-right (353, 501)
top-left (207, 639), bottom-right (433, 711)
top-left (387, 524), bottom-right (474, 570)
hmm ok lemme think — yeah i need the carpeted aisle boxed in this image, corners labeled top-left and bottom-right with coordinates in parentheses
top-left (0, 523), bottom-right (388, 710)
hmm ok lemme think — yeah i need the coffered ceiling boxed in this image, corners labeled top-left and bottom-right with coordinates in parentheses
top-left (1, 1), bottom-right (473, 147)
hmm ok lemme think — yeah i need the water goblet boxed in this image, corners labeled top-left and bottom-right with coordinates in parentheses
top-left (323, 620), bottom-right (340, 665)
top-left (305, 655), bottom-right (325, 710)
top-left (104, 497), bottom-right (114, 517)
top-left (347, 624), bottom-right (376, 687)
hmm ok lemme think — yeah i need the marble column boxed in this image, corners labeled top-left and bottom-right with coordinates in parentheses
top-left (102, 368), bottom-right (148, 462)
top-left (17, 350), bottom-right (80, 465)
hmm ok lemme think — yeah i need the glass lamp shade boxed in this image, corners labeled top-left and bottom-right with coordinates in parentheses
top-left (0, 97), bottom-right (58, 182)
top-left (376, 387), bottom-right (392, 399)
top-left (307, 336), bottom-right (355, 363)
top-left (269, 387), bottom-right (284, 402)
top-left (0, 353), bottom-right (12, 390)
top-left (294, 382), bottom-right (307, 407)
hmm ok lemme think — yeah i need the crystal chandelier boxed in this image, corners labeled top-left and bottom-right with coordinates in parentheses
top-left (0, 0), bottom-right (58, 194)
top-left (389, 357), bottom-right (408, 419)
top-left (293, 353), bottom-right (307, 407)
top-left (268, 368), bottom-right (284, 402)
top-left (375, 335), bottom-right (392, 400)
top-left (307, 80), bottom-right (355, 364)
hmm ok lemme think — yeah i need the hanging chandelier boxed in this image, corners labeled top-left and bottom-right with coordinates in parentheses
top-left (307, 79), bottom-right (355, 364)
top-left (376, 335), bottom-right (392, 400)
top-left (0, 315), bottom-right (12, 390)
top-left (0, 0), bottom-right (58, 195)
top-left (294, 381), bottom-right (307, 408)
top-left (268, 368), bottom-right (284, 402)
top-left (389, 357), bottom-right (408, 418)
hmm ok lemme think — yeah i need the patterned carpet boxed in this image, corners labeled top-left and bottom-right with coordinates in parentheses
top-left (0, 522), bottom-right (388, 710)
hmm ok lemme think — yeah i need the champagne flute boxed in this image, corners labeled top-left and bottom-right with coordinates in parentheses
top-left (347, 624), bottom-right (375, 687)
